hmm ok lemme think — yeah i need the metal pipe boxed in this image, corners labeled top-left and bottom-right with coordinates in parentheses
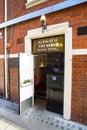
top-left (4, 0), bottom-right (8, 98)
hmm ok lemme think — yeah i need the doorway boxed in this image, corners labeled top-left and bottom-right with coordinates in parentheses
top-left (34, 54), bottom-right (47, 109)
top-left (26, 22), bottom-right (72, 119)
top-left (34, 52), bottom-right (64, 114)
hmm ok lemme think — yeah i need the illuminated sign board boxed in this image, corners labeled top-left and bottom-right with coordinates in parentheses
top-left (32, 35), bottom-right (64, 53)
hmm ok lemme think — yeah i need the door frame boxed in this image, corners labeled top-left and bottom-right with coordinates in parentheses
top-left (25, 22), bottom-right (72, 120)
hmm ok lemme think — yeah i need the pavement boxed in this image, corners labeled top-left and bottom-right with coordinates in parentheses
top-left (0, 117), bottom-right (25, 130)
top-left (0, 98), bottom-right (87, 130)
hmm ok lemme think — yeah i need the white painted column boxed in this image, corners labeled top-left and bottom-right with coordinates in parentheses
top-left (25, 36), bottom-right (32, 55)
top-left (63, 28), bottom-right (72, 120)
top-left (4, 0), bottom-right (8, 98)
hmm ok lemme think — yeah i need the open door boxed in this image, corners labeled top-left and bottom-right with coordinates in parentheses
top-left (19, 53), bottom-right (34, 114)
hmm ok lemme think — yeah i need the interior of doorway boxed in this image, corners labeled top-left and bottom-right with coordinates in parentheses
top-left (34, 54), bottom-right (47, 109)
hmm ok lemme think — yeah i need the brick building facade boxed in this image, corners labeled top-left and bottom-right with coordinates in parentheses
top-left (0, 0), bottom-right (87, 125)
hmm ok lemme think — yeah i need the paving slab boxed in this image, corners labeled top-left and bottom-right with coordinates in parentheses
top-left (0, 98), bottom-right (87, 130)
top-left (0, 117), bottom-right (25, 130)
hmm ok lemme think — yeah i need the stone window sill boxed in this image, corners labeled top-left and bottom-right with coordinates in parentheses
top-left (25, 0), bottom-right (48, 9)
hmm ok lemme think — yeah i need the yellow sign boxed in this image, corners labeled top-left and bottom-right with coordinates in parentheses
top-left (32, 35), bottom-right (64, 53)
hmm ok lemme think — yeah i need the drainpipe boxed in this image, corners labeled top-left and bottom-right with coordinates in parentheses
top-left (4, 0), bottom-right (8, 99)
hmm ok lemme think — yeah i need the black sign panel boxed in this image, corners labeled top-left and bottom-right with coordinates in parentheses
top-left (77, 26), bottom-right (87, 35)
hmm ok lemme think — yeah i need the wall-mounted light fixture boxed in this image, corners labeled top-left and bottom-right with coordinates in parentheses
top-left (40, 14), bottom-right (47, 33)
top-left (6, 43), bottom-right (11, 50)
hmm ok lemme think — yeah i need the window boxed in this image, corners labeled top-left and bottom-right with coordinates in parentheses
top-left (25, 0), bottom-right (48, 9)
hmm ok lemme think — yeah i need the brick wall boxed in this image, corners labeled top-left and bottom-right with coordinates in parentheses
top-left (72, 55), bottom-right (87, 125)
top-left (0, 57), bottom-right (19, 103)
top-left (6, 3), bottom-right (87, 54)
top-left (9, 57), bottom-right (19, 103)
top-left (0, 59), bottom-right (5, 97)
top-left (7, 25), bottom-right (25, 53)
top-left (7, 0), bottom-right (65, 20)
top-left (0, 29), bottom-right (4, 55)
top-left (0, 0), bottom-right (4, 23)
top-left (70, 4), bottom-right (87, 125)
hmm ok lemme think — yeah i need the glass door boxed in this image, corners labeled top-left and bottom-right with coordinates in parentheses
top-left (46, 52), bottom-right (64, 115)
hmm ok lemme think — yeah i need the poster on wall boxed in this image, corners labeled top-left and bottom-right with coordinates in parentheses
top-left (19, 53), bottom-right (34, 114)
